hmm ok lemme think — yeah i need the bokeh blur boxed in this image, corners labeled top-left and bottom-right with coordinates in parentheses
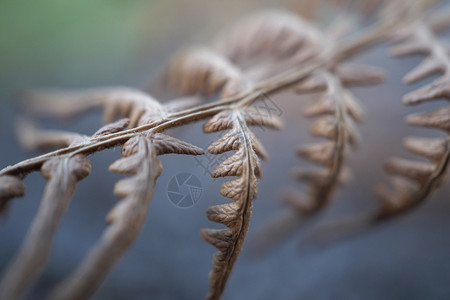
top-left (1, 1), bottom-right (450, 299)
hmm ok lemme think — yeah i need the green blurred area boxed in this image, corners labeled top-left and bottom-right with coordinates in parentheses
top-left (0, 0), bottom-right (148, 67)
top-left (0, 0), bottom-right (167, 102)
top-left (0, 0), bottom-right (284, 104)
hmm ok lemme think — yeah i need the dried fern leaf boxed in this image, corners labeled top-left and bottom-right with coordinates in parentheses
top-left (212, 10), bottom-right (324, 81)
top-left (2, 118), bottom-right (130, 216)
top-left (22, 87), bottom-right (170, 127)
top-left (16, 118), bottom-right (88, 151)
top-left (47, 133), bottom-right (202, 300)
top-left (2, 91), bottom-right (202, 180)
top-left (17, 118), bottom-right (130, 152)
top-left (334, 63), bottom-right (386, 87)
top-left (403, 56), bottom-right (444, 84)
top-left (289, 69), bottom-right (375, 214)
top-left (291, 167), bottom-right (330, 185)
top-left (403, 137), bottom-right (448, 161)
top-left (0, 3), bottom-right (440, 297)
top-left (164, 47), bottom-right (247, 98)
top-left (0, 175), bottom-right (25, 213)
top-left (388, 39), bottom-right (430, 57)
top-left (376, 20), bottom-right (450, 218)
top-left (294, 10), bottom-right (450, 246)
top-left (297, 142), bottom-right (337, 167)
top-left (295, 63), bottom-right (385, 93)
top-left (92, 118), bottom-right (130, 137)
top-left (255, 57), bottom-right (383, 251)
top-left (385, 157), bottom-right (435, 184)
top-left (161, 95), bottom-right (202, 114)
top-left (406, 107), bottom-right (450, 131)
top-left (403, 77), bottom-right (450, 105)
top-left (201, 107), bottom-right (281, 300)
top-left (213, 10), bottom-right (323, 63)
top-left (0, 155), bottom-right (91, 300)
top-left (241, 106), bottom-right (284, 129)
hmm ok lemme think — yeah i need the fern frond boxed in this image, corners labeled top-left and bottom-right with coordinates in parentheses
top-left (213, 10), bottom-right (323, 62)
top-left (17, 122), bottom-right (87, 151)
top-left (16, 118), bottom-right (131, 152)
top-left (47, 132), bottom-right (202, 300)
top-left (0, 155), bottom-right (91, 300)
top-left (299, 8), bottom-right (450, 248)
top-left (201, 106), bottom-right (282, 300)
top-left (22, 88), bottom-right (200, 128)
top-left (212, 10), bottom-right (324, 81)
top-left (296, 63), bottom-right (385, 91)
top-left (1, 118), bottom-right (132, 217)
top-left (254, 40), bottom-right (384, 251)
top-left (228, 13), bottom-right (385, 248)
top-left (0, 117), bottom-right (140, 298)
top-left (164, 47), bottom-right (247, 98)
top-left (0, 3), bottom-right (428, 298)
top-left (0, 175), bottom-right (25, 213)
top-left (376, 19), bottom-right (450, 219)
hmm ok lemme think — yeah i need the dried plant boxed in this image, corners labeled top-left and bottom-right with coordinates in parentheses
top-left (200, 107), bottom-right (282, 299)
top-left (298, 1), bottom-right (450, 247)
top-left (377, 15), bottom-right (450, 219)
top-left (0, 1), bottom-right (449, 299)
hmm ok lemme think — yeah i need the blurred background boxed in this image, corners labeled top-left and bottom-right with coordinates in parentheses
top-left (1, 1), bottom-right (450, 299)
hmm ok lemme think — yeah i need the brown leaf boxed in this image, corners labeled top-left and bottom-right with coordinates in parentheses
top-left (213, 10), bottom-right (322, 66)
top-left (49, 135), bottom-right (162, 300)
top-left (376, 177), bottom-right (419, 217)
top-left (297, 142), bottom-right (336, 167)
top-left (385, 157), bottom-right (434, 184)
top-left (201, 228), bottom-right (234, 253)
top-left (23, 87), bottom-right (165, 128)
top-left (242, 106), bottom-right (284, 129)
top-left (335, 63), bottom-right (385, 86)
top-left (309, 116), bottom-right (360, 145)
top-left (403, 77), bottom-right (450, 105)
top-left (201, 109), bottom-right (270, 300)
top-left (164, 47), bottom-right (246, 98)
top-left (294, 73), bottom-right (328, 93)
top-left (303, 93), bottom-right (337, 117)
top-left (208, 129), bottom-right (241, 154)
top-left (403, 57), bottom-right (444, 84)
top-left (121, 133), bottom-right (203, 157)
top-left (281, 190), bottom-right (317, 214)
top-left (203, 111), bottom-right (234, 133)
top-left (403, 137), bottom-right (448, 162)
top-left (152, 133), bottom-right (204, 156)
top-left (406, 106), bottom-right (450, 132)
top-left (343, 91), bottom-right (365, 122)
top-left (211, 149), bottom-right (245, 178)
top-left (389, 38), bottom-right (430, 57)
top-left (92, 119), bottom-right (130, 137)
top-left (290, 167), bottom-right (330, 185)
top-left (0, 176), bottom-right (25, 213)
top-left (0, 156), bottom-right (90, 300)
top-left (17, 118), bottom-right (87, 151)
top-left (206, 202), bottom-right (240, 228)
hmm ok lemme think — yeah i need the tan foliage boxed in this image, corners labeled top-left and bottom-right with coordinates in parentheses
top-left (0, 1), bottom-right (449, 299)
